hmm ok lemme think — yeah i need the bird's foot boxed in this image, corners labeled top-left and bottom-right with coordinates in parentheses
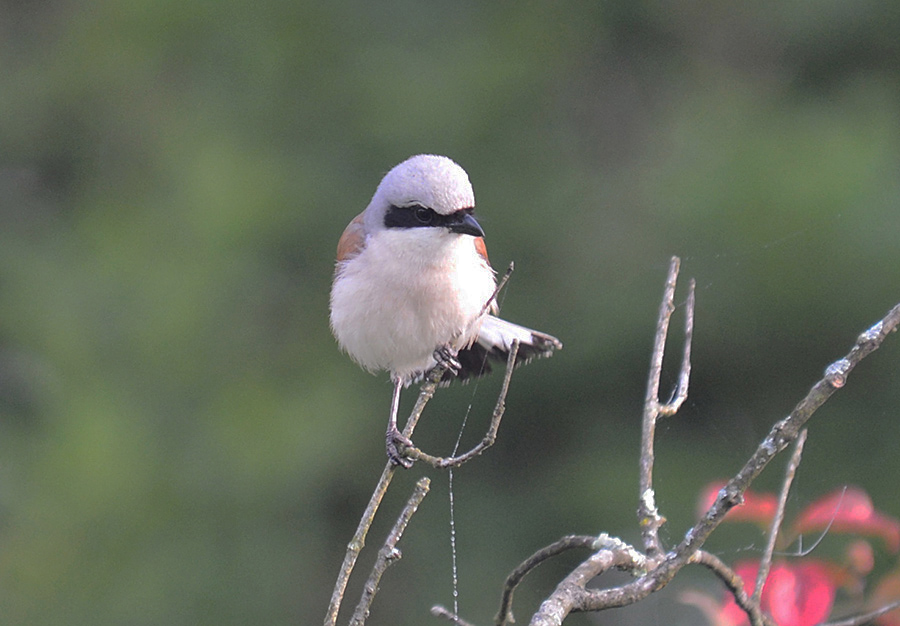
top-left (386, 427), bottom-right (415, 469)
top-left (433, 345), bottom-right (462, 375)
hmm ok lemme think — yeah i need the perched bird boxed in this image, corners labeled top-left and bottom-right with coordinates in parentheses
top-left (330, 154), bottom-right (561, 467)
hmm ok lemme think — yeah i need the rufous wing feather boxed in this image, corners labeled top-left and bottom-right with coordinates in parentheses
top-left (336, 212), bottom-right (367, 264)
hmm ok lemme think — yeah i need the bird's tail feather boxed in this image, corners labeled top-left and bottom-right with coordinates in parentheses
top-left (446, 315), bottom-right (562, 383)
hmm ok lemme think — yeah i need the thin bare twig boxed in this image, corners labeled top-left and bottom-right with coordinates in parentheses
top-left (406, 341), bottom-right (520, 469)
top-left (690, 551), bottom-right (775, 626)
top-left (753, 429), bottom-right (808, 609)
top-left (494, 535), bottom-right (598, 626)
top-left (523, 297), bottom-right (900, 625)
top-left (350, 477), bottom-right (431, 625)
top-left (792, 486), bottom-right (847, 558)
top-left (660, 278), bottom-right (695, 416)
top-left (661, 302), bottom-right (900, 574)
top-left (822, 599), bottom-right (900, 626)
top-left (479, 262), bottom-right (515, 318)
top-left (324, 464), bottom-right (396, 626)
top-left (638, 257), bottom-right (695, 557)
top-left (324, 370), bottom-right (445, 626)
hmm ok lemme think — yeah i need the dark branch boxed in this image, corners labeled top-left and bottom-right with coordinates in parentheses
top-left (495, 535), bottom-right (598, 626)
top-left (691, 550), bottom-right (775, 626)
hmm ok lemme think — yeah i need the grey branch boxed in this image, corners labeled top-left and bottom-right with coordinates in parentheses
top-left (529, 538), bottom-right (647, 626)
top-left (638, 257), bottom-right (695, 557)
top-left (519, 260), bottom-right (900, 625)
top-left (406, 340), bottom-right (519, 469)
top-left (667, 299), bottom-right (900, 572)
top-left (351, 477), bottom-right (431, 625)
top-left (326, 325), bottom-right (524, 624)
top-left (495, 535), bottom-right (598, 626)
top-left (822, 599), bottom-right (900, 626)
top-left (752, 429), bottom-right (808, 613)
top-left (324, 372), bottom-right (443, 626)
top-left (324, 463), bottom-right (398, 626)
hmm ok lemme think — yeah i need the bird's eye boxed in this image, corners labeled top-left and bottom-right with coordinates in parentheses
top-left (414, 206), bottom-right (433, 224)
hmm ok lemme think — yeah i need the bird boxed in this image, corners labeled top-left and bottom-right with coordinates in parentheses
top-left (329, 154), bottom-right (561, 467)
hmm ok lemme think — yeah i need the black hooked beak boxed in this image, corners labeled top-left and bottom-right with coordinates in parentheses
top-left (447, 211), bottom-right (485, 238)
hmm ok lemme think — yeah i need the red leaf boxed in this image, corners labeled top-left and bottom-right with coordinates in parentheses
top-left (719, 560), bottom-right (836, 626)
top-left (793, 487), bottom-right (900, 552)
top-left (766, 562), bottom-right (835, 626)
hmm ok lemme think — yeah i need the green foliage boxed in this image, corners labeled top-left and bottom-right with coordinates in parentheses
top-left (1, 1), bottom-right (899, 624)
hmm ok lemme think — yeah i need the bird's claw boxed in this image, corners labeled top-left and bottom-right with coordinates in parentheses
top-left (386, 427), bottom-right (415, 468)
top-left (433, 345), bottom-right (462, 374)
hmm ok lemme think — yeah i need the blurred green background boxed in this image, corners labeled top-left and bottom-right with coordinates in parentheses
top-left (2, 1), bottom-right (899, 624)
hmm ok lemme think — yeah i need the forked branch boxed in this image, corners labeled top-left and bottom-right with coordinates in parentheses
top-left (407, 341), bottom-right (519, 468)
top-left (493, 535), bottom-right (598, 626)
top-left (524, 258), bottom-right (900, 625)
top-left (350, 477), bottom-right (431, 625)
top-left (638, 256), bottom-right (696, 557)
top-left (324, 370), bottom-right (444, 626)
top-left (325, 339), bottom-right (523, 625)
